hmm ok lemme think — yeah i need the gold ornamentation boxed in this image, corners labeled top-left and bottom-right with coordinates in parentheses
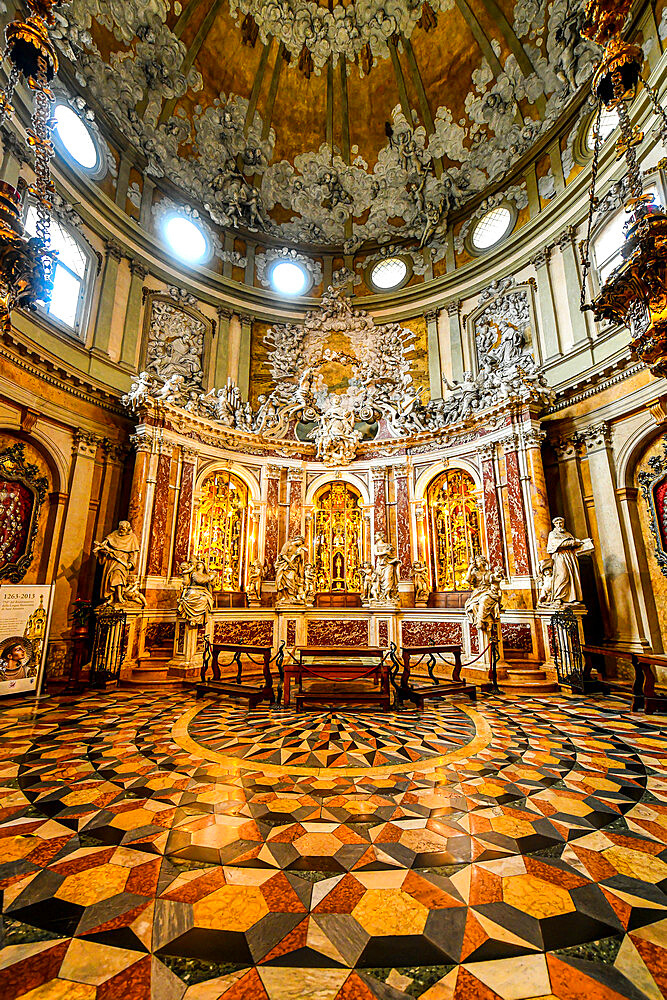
top-left (427, 469), bottom-right (482, 592)
top-left (313, 480), bottom-right (363, 594)
top-left (194, 470), bottom-right (249, 592)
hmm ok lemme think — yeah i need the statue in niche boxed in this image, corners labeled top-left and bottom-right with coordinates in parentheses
top-left (411, 560), bottom-right (430, 606)
top-left (275, 535), bottom-right (307, 604)
top-left (537, 558), bottom-right (554, 606)
top-left (463, 555), bottom-right (504, 631)
top-left (247, 558), bottom-right (265, 604)
top-left (545, 517), bottom-right (594, 605)
top-left (177, 560), bottom-right (214, 626)
top-left (370, 534), bottom-right (400, 604)
top-left (93, 521), bottom-right (141, 607)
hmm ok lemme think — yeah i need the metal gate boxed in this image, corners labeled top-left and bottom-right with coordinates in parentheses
top-left (90, 608), bottom-right (127, 688)
top-left (550, 607), bottom-right (584, 692)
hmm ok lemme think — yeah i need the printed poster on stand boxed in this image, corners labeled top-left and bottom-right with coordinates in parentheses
top-left (0, 584), bottom-right (53, 698)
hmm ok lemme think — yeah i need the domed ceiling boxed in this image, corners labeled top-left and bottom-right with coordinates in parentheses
top-left (51, 0), bottom-right (598, 250)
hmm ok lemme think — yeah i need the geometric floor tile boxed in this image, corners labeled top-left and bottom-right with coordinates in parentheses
top-left (1, 689), bottom-right (666, 998)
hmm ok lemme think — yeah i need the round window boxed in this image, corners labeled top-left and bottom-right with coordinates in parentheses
top-left (269, 259), bottom-right (309, 295)
top-left (53, 103), bottom-right (100, 172)
top-left (163, 214), bottom-right (209, 264)
top-left (471, 206), bottom-right (513, 251)
top-left (370, 256), bottom-right (408, 290)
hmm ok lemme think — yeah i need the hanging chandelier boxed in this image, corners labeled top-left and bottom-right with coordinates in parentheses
top-left (0, 0), bottom-right (63, 333)
top-left (579, 0), bottom-right (667, 378)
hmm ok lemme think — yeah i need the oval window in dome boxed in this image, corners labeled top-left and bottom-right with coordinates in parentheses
top-left (270, 259), bottom-right (309, 295)
top-left (371, 256), bottom-right (408, 290)
top-left (586, 107), bottom-right (619, 152)
top-left (471, 206), bottom-right (513, 251)
top-left (163, 214), bottom-right (209, 264)
top-left (53, 103), bottom-right (100, 171)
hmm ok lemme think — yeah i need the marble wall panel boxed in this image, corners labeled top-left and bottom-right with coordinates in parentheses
top-left (378, 620), bottom-right (389, 648)
top-left (401, 620), bottom-right (463, 646)
top-left (501, 623), bottom-right (533, 652)
top-left (286, 619), bottom-right (297, 646)
top-left (482, 457), bottom-right (505, 572)
top-left (505, 449), bottom-right (530, 576)
top-left (288, 475), bottom-right (303, 538)
top-left (373, 476), bottom-right (387, 540)
top-left (395, 474), bottom-right (412, 578)
top-left (264, 475), bottom-right (279, 580)
top-left (306, 619), bottom-right (370, 646)
top-left (213, 619), bottom-right (275, 646)
top-left (147, 453), bottom-right (171, 576)
top-left (470, 627), bottom-right (480, 654)
top-left (145, 622), bottom-right (175, 649)
top-left (173, 461), bottom-right (195, 573)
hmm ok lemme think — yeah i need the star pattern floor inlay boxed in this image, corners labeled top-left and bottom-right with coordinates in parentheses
top-left (0, 689), bottom-right (666, 999)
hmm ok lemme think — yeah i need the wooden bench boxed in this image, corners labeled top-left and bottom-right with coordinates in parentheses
top-left (197, 642), bottom-right (274, 708)
top-left (285, 646), bottom-right (391, 711)
top-left (582, 644), bottom-right (667, 713)
top-left (395, 644), bottom-right (477, 709)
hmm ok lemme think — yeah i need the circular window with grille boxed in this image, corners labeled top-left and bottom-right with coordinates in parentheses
top-left (368, 256), bottom-right (410, 292)
top-left (586, 107), bottom-right (619, 152)
top-left (470, 206), bottom-right (514, 252)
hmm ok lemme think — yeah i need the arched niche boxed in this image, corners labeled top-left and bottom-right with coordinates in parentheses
top-left (311, 479), bottom-right (366, 597)
top-left (192, 467), bottom-right (255, 593)
top-left (423, 467), bottom-right (485, 594)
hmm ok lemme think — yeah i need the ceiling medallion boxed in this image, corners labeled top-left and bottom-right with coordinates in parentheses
top-left (579, 0), bottom-right (667, 377)
top-left (0, 0), bottom-right (63, 331)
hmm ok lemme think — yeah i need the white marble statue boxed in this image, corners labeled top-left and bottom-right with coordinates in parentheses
top-left (247, 558), bottom-right (265, 604)
top-left (93, 521), bottom-right (141, 607)
top-left (546, 517), bottom-right (594, 605)
top-left (359, 561), bottom-right (374, 604)
top-left (177, 560), bottom-right (214, 626)
top-left (371, 534), bottom-right (400, 603)
top-left (464, 555), bottom-right (504, 631)
top-left (275, 535), bottom-right (307, 604)
top-left (312, 399), bottom-right (362, 466)
top-left (411, 560), bottom-right (430, 605)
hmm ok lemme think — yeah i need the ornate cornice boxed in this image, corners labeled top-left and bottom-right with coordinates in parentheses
top-left (523, 428), bottom-right (546, 448)
top-left (552, 434), bottom-right (582, 461)
top-left (446, 300), bottom-right (461, 317)
top-left (579, 421), bottom-right (611, 452)
top-left (130, 431), bottom-right (154, 453)
top-left (530, 248), bottom-right (551, 269)
top-left (104, 239), bottom-right (123, 262)
top-left (129, 259), bottom-right (148, 279)
top-left (73, 429), bottom-right (102, 458)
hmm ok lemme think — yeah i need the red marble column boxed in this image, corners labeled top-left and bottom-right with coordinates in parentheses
top-left (480, 445), bottom-right (505, 572)
top-left (504, 439), bottom-right (530, 576)
top-left (264, 467), bottom-right (280, 580)
top-left (525, 428), bottom-right (550, 563)
top-left (287, 471), bottom-right (303, 538)
top-left (147, 448), bottom-right (171, 576)
top-left (127, 436), bottom-right (152, 540)
top-left (372, 471), bottom-right (387, 540)
top-left (172, 450), bottom-right (197, 574)
top-left (394, 472), bottom-right (412, 578)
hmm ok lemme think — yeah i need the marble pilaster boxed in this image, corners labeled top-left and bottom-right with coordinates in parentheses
top-left (119, 260), bottom-right (147, 369)
top-left (263, 465), bottom-right (281, 580)
top-left (214, 307), bottom-right (232, 388)
top-left (502, 437), bottom-right (531, 576)
top-left (172, 450), bottom-right (197, 573)
top-left (287, 470), bottom-right (303, 538)
top-left (91, 240), bottom-right (123, 358)
top-left (479, 445), bottom-right (505, 571)
top-left (425, 310), bottom-right (442, 400)
top-left (372, 469), bottom-right (388, 542)
top-left (524, 428), bottom-right (550, 564)
top-left (530, 248), bottom-right (561, 359)
top-left (394, 469), bottom-right (412, 579)
top-left (445, 300), bottom-right (464, 382)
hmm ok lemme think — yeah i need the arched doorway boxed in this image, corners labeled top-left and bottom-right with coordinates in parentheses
top-left (194, 470), bottom-right (249, 593)
top-left (313, 480), bottom-right (364, 600)
top-left (426, 469), bottom-right (483, 592)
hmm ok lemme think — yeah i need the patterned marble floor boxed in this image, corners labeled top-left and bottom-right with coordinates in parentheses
top-left (0, 690), bottom-right (666, 999)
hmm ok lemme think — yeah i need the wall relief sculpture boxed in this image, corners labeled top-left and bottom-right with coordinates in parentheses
top-left (0, 444), bottom-right (48, 583)
top-left (123, 287), bottom-right (551, 464)
top-left (638, 436), bottom-right (667, 578)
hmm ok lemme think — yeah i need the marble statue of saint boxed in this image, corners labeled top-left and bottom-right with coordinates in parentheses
top-left (464, 555), bottom-right (504, 630)
top-left (546, 517), bottom-right (593, 605)
top-left (275, 535), bottom-right (307, 603)
top-left (411, 560), bottom-right (430, 605)
top-left (177, 560), bottom-right (214, 626)
top-left (247, 558), bottom-right (265, 603)
top-left (373, 534), bottom-right (400, 602)
top-left (302, 562), bottom-right (317, 605)
top-left (537, 558), bottom-right (554, 606)
top-left (93, 521), bottom-right (141, 606)
top-left (359, 562), bottom-right (374, 604)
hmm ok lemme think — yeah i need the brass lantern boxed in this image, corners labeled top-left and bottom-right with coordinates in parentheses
top-left (0, 0), bottom-right (64, 331)
top-left (580, 0), bottom-right (667, 377)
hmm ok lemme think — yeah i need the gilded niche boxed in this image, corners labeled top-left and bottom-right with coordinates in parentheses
top-left (0, 444), bottom-right (48, 584)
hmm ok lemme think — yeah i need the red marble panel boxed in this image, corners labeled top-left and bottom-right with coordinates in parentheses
top-left (504, 449), bottom-right (530, 576)
top-left (395, 474), bottom-right (412, 578)
top-left (147, 453), bottom-right (171, 576)
top-left (288, 476), bottom-right (302, 538)
top-left (145, 622), bottom-right (175, 649)
top-left (214, 619), bottom-right (274, 646)
top-left (502, 623), bottom-right (533, 652)
top-left (378, 620), bottom-right (389, 648)
top-left (286, 619), bottom-right (297, 646)
top-left (470, 627), bottom-right (480, 654)
top-left (264, 476), bottom-right (279, 580)
top-left (172, 461), bottom-right (195, 573)
top-left (373, 476), bottom-right (387, 540)
top-left (482, 458), bottom-right (505, 572)
top-left (306, 619), bottom-right (370, 646)
top-left (401, 620), bottom-right (463, 646)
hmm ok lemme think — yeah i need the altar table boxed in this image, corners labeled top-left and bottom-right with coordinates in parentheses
top-left (284, 646), bottom-right (391, 710)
